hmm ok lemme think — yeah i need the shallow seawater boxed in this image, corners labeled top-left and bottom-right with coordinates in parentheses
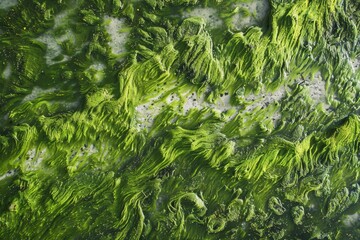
top-left (0, 0), bottom-right (360, 239)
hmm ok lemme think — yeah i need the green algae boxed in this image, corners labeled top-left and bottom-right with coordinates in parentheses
top-left (0, 0), bottom-right (360, 239)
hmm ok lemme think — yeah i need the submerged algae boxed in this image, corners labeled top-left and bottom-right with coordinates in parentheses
top-left (0, 0), bottom-right (360, 239)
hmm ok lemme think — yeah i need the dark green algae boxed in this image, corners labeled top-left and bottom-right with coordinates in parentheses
top-left (0, 0), bottom-right (360, 239)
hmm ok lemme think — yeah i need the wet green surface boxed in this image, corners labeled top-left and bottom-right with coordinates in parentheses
top-left (0, 0), bottom-right (360, 239)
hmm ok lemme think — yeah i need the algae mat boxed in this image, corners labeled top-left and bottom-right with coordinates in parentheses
top-left (0, 0), bottom-right (360, 239)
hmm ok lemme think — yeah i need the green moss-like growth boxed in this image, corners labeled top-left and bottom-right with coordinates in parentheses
top-left (0, 0), bottom-right (360, 239)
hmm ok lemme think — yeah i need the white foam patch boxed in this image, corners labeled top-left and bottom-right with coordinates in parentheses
top-left (232, 14), bottom-right (251, 29)
top-left (183, 8), bottom-right (222, 28)
top-left (2, 63), bottom-right (11, 79)
top-left (90, 62), bottom-right (105, 71)
top-left (135, 95), bottom-right (165, 130)
top-left (231, 0), bottom-right (269, 30)
top-left (183, 91), bottom-right (234, 114)
top-left (135, 84), bottom-right (286, 131)
top-left (88, 144), bottom-right (98, 154)
top-left (243, 87), bottom-right (285, 123)
top-left (183, 92), bottom-right (205, 113)
top-left (78, 144), bottom-right (98, 157)
top-left (0, 0), bottom-right (18, 9)
top-left (291, 72), bottom-right (329, 109)
top-left (35, 9), bottom-right (83, 65)
top-left (104, 16), bottom-right (129, 55)
top-left (245, 87), bottom-right (285, 110)
top-left (22, 87), bottom-right (57, 102)
top-left (135, 90), bottom-right (236, 130)
top-left (0, 169), bottom-right (16, 181)
top-left (65, 101), bottom-right (80, 109)
top-left (36, 30), bottom-right (75, 65)
top-left (343, 213), bottom-right (359, 227)
top-left (36, 9), bottom-right (77, 65)
top-left (54, 10), bottom-right (73, 29)
top-left (135, 85), bottom-right (286, 131)
top-left (25, 148), bottom-right (47, 171)
top-left (86, 62), bottom-right (106, 82)
top-left (243, 0), bottom-right (269, 20)
top-left (306, 73), bottom-right (328, 106)
top-left (36, 34), bottom-right (63, 64)
top-left (56, 100), bottom-right (80, 110)
top-left (350, 57), bottom-right (360, 72)
top-left (166, 92), bottom-right (181, 104)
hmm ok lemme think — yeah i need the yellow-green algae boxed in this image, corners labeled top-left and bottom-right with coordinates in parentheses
top-left (0, 0), bottom-right (360, 239)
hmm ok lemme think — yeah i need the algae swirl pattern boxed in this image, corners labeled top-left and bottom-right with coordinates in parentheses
top-left (0, 0), bottom-right (360, 239)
